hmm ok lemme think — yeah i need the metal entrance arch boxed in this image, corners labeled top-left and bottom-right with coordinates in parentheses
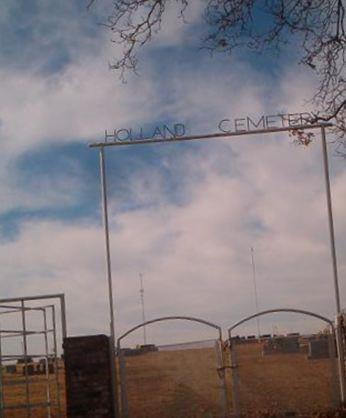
top-left (89, 122), bottom-right (342, 344)
top-left (117, 316), bottom-right (229, 418)
top-left (90, 122), bottom-right (345, 415)
top-left (227, 308), bottom-right (342, 417)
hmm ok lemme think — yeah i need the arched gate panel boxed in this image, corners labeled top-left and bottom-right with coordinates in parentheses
top-left (227, 309), bottom-right (341, 418)
top-left (117, 316), bottom-right (229, 418)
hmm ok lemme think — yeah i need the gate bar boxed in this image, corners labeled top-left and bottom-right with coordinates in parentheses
top-left (0, 295), bottom-right (67, 340)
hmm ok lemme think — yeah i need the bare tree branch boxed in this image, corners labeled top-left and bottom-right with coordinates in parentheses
top-left (87, 0), bottom-right (97, 10)
top-left (90, 0), bottom-right (346, 145)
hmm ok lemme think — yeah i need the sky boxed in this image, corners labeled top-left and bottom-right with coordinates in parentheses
top-left (0, 0), bottom-right (345, 349)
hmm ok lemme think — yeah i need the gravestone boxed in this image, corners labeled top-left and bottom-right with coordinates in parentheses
top-left (5, 365), bottom-right (16, 374)
top-left (63, 334), bottom-right (116, 418)
top-left (308, 337), bottom-right (332, 359)
top-left (37, 361), bottom-right (55, 374)
top-left (23, 364), bottom-right (35, 376)
top-left (263, 336), bottom-right (300, 355)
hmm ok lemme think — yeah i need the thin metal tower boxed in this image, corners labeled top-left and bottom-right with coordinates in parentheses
top-left (139, 273), bottom-right (147, 345)
top-left (250, 247), bottom-right (261, 339)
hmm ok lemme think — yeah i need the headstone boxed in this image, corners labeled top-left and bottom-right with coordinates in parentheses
top-left (36, 363), bottom-right (44, 374)
top-left (63, 334), bottom-right (116, 418)
top-left (38, 361), bottom-right (55, 374)
top-left (23, 364), bottom-right (35, 376)
top-left (308, 337), bottom-right (333, 359)
top-left (139, 344), bottom-right (158, 353)
top-left (247, 335), bottom-right (257, 342)
top-left (263, 336), bottom-right (300, 355)
top-left (5, 365), bottom-right (16, 374)
top-left (17, 356), bottom-right (33, 364)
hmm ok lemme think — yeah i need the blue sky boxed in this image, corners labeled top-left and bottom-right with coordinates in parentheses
top-left (0, 0), bottom-right (345, 347)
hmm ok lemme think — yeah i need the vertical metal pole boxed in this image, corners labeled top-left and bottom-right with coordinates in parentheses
top-left (335, 315), bottom-right (346, 402)
top-left (321, 126), bottom-right (341, 314)
top-left (43, 309), bottom-right (51, 418)
top-left (328, 327), bottom-right (339, 408)
top-left (321, 126), bottom-right (346, 402)
top-left (0, 325), bottom-right (4, 418)
top-left (215, 337), bottom-right (229, 418)
top-left (228, 332), bottom-right (240, 418)
top-left (139, 273), bottom-right (147, 345)
top-left (99, 146), bottom-right (118, 417)
top-left (52, 306), bottom-right (62, 418)
top-left (59, 295), bottom-right (67, 340)
top-left (117, 340), bottom-right (128, 418)
top-left (100, 146), bottom-right (116, 345)
top-left (21, 301), bottom-right (31, 418)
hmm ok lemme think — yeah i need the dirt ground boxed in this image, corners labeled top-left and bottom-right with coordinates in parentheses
top-left (1, 363), bottom-right (66, 418)
top-left (121, 342), bottom-right (339, 418)
top-left (234, 342), bottom-right (338, 416)
top-left (0, 342), bottom-right (340, 418)
top-left (120, 347), bottom-right (224, 418)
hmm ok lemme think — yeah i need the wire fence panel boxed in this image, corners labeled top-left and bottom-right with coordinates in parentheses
top-left (118, 339), bottom-right (227, 418)
top-left (230, 331), bottom-right (339, 417)
top-left (0, 300), bottom-right (65, 418)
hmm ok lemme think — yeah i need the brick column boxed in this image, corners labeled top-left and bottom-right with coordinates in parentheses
top-left (63, 335), bottom-right (117, 418)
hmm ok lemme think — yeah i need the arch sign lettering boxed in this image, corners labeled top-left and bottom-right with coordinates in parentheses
top-left (102, 112), bottom-right (315, 145)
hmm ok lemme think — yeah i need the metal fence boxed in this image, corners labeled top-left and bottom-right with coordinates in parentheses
top-left (228, 309), bottom-right (341, 417)
top-left (115, 310), bottom-right (346, 418)
top-left (116, 316), bottom-right (229, 418)
top-left (0, 295), bottom-right (66, 418)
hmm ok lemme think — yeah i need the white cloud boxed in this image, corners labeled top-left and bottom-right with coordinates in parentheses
top-left (0, 0), bottom-right (345, 349)
top-left (1, 133), bottom-right (345, 345)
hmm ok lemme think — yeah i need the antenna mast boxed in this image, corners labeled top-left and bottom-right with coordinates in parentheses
top-left (139, 273), bottom-right (147, 345)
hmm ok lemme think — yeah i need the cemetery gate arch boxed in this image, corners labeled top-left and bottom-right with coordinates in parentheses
top-left (116, 316), bottom-right (229, 418)
top-left (227, 308), bottom-right (342, 418)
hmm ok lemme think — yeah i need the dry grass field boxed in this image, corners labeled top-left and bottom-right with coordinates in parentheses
top-left (1, 363), bottom-right (66, 418)
top-left (234, 342), bottom-right (337, 416)
top-left (120, 347), bottom-right (224, 418)
top-left (121, 342), bottom-right (339, 418)
top-left (0, 343), bottom-right (341, 418)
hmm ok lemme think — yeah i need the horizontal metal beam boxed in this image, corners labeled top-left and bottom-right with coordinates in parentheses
top-left (1, 354), bottom-right (55, 360)
top-left (0, 306), bottom-right (44, 313)
top-left (0, 294), bottom-right (67, 339)
top-left (0, 294), bottom-right (65, 303)
top-left (0, 329), bottom-right (54, 337)
top-left (89, 123), bottom-right (333, 148)
top-left (1, 401), bottom-right (53, 410)
top-left (3, 377), bottom-right (57, 387)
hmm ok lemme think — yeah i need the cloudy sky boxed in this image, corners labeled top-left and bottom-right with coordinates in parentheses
top-left (0, 0), bottom-right (345, 348)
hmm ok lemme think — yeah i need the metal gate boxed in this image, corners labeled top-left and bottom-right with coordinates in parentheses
top-left (0, 294), bottom-right (67, 418)
top-left (227, 309), bottom-right (344, 418)
top-left (116, 316), bottom-right (229, 418)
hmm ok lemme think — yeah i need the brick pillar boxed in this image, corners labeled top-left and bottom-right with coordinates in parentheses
top-left (63, 335), bottom-right (117, 418)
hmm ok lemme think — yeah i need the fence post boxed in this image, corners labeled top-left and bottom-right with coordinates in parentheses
top-left (0, 327), bottom-right (3, 418)
top-left (215, 339), bottom-right (230, 418)
top-left (117, 343), bottom-right (128, 418)
top-left (336, 314), bottom-right (346, 404)
top-left (328, 327), bottom-right (340, 407)
top-left (228, 334), bottom-right (240, 418)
